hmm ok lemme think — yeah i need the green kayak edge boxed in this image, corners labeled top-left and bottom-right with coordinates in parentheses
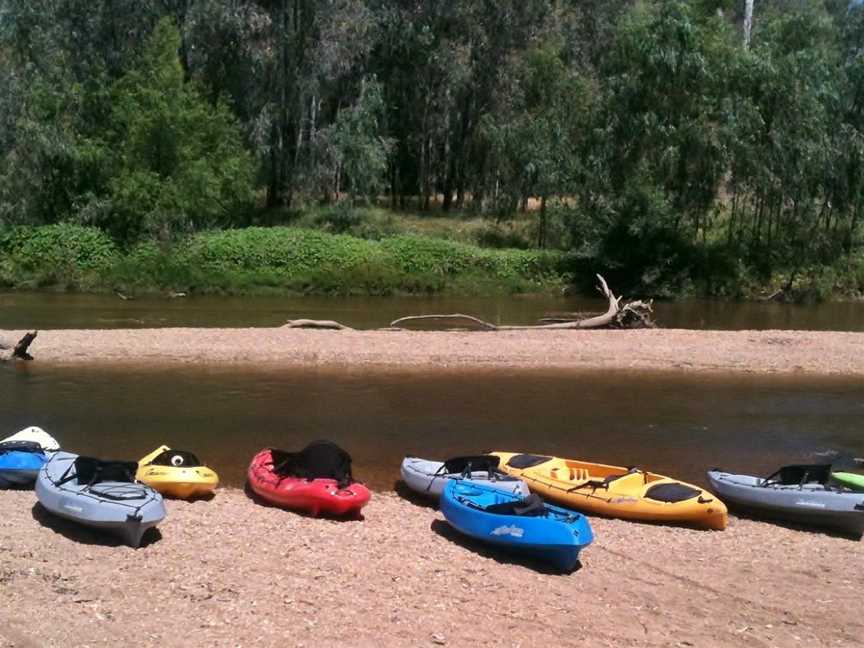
top-left (832, 471), bottom-right (864, 491)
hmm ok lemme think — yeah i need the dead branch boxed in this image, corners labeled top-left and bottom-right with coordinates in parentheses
top-left (275, 275), bottom-right (652, 333)
top-left (283, 319), bottom-right (353, 331)
top-left (388, 314), bottom-right (498, 331)
top-left (0, 331), bottom-right (38, 362)
top-left (387, 275), bottom-right (654, 330)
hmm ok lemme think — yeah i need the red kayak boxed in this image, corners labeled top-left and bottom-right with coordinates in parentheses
top-left (247, 447), bottom-right (371, 517)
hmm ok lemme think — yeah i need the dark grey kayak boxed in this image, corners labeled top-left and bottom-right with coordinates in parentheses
top-left (401, 455), bottom-right (530, 499)
top-left (36, 452), bottom-right (166, 548)
top-left (707, 465), bottom-right (864, 537)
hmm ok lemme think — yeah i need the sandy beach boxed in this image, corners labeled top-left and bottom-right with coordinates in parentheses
top-left (4, 326), bottom-right (864, 375)
top-left (2, 326), bottom-right (862, 646)
top-left (0, 488), bottom-right (860, 647)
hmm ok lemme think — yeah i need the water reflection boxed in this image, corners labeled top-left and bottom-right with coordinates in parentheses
top-left (2, 364), bottom-right (861, 490)
top-left (2, 291), bottom-right (864, 331)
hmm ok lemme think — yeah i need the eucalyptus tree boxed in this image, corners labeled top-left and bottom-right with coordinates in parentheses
top-left (727, 2), bottom-right (840, 281)
top-left (483, 39), bottom-right (589, 245)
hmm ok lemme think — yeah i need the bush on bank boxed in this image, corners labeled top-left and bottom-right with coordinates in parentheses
top-left (0, 224), bottom-right (566, 296)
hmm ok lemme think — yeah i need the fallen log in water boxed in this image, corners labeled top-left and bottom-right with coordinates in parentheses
top-left (0, 331), bottom-right (38, 362)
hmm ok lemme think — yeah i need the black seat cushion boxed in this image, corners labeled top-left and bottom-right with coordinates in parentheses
top-left (506, 454), bottom-right (553, 470)
top-left (147, 449), bottom-right (202, 467)
top-left (645, 482), bottom-right (701, 503)
top-left (484, 493), bottom-right (547, 517)
top-left (74, 456), bottom-right (138, 484)
top-left (443, 455), bottom-right (500, 474)
top-left (766, 464), bottom-right (831, 485)
top-left (270, 441), bottom-right (354, 487)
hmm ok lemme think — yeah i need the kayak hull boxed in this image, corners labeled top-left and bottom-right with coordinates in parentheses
top-left (35, 452), bottom-right (166, 548)
top-left (136, 445), bottom-right (219, 499)
top-left (0, 427), bottom-right (58, 488)
top-left (0, 453), bottom-right (45, 487)
top-left (492, 451), bottom-right (727, 530)
top-left (440, 481), bottom-right (593, 572)
top-left (247, 448), bottom-right (370, 517)
top-left (400, 457), bottom-right (530, 499)
top-left (707, 469), bottom-right (864, 537)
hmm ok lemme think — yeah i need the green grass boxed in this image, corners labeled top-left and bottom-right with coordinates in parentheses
top-left (264, 203), bottom-right (552, 250)
top-left (0, 223), bottom-right (567, 296)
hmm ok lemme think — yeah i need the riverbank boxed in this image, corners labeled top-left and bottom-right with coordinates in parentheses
top-left (4, 327), bottom-right (864, 375)
top-left (0, 488), bottom-right (859, 647)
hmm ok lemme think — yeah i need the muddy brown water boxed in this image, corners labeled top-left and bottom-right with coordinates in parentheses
top-left (2, 364), bottom-right (862, 491)
top-left (3, 291), bottom-right (864, 330)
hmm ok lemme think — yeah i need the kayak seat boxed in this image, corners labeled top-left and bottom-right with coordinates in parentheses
top-left (567, 469), bottom-right (641, 491)
top-left (73, 457), bottom-right (138, 485)
top-left (443, 455), bottom-right (500, 475)
top-left (766, 464), bottom-right (831, 486)
top-left (270, 441), bottom-right (355, 488)
top-left (507, 454), bottom-right (553, 470)
top-left (146, 449), bottom-right (202, 467)
top-left (645, 482), bottom-right (701, 503)
top-left (484, 494), bottom-right (547, 517)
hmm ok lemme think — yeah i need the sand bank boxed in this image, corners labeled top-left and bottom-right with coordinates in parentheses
top-left (0, 488), bottom-right (859, 647)
top-left (3, 327), bottom-right (864, 375)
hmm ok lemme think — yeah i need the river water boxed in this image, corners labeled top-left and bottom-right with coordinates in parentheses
top-left (2, 364), bottom-right (862, 491)
top-left (2, 291), bottom-right (864, 330)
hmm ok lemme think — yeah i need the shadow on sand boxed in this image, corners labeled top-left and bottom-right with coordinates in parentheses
top-left (30, 502), bottom-right (162, 548)
top-left (728, 509), bottom-right (863, 541)
top-left (393, 479), bottom-right (438, 510)
top-left (429, 518), bottom-right (581, 576)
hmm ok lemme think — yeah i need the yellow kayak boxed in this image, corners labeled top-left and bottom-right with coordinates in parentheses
top-left (490, 451), bottom-right (727, 530)
top-left (137, 445), bottom-right (219, 499)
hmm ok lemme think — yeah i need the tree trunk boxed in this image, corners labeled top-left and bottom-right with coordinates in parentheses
top-left (744, 0), bottom-right (755, 49)
top-left (537, 195), bottom-right (547, 248)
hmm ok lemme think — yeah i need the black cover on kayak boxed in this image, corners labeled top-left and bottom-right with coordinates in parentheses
top-left (271, 441), bottom-right (354, 488)
top-left (0, 440), bottom-right (43, 454)
top-left (507, 454), bottom-right (552, 469)
top-left (765, 464), bottom-right (831, 485)
top-left (443, 455), bottom-right (500, 475)
top-left (73, 457), bottom-right (138, 485)
top-left (147, 450), bottom-right (202, 467)
top-left (484, 493), bottom-right (547, 517)
top-left (645, 482), bottom-right (701, 503)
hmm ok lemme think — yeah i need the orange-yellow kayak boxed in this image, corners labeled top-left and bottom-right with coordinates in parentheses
top-left (490, 451), bottom-right (727, 530)
top-left (137, 445), bottom-right (219, 499)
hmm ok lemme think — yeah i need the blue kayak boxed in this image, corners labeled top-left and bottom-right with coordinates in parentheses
top-left (440, 480), bottom-right (594, 572)
top-left (0, 441), bottom-right (47, 488)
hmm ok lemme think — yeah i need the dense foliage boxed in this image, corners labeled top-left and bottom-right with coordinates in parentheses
top-left (0, 224), bottom-right (565, 295)
top-left (1, 1), bottom-right (864, 298)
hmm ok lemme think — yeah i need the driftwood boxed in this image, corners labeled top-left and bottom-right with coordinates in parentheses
top-left (388, 314), bottom-right (497, 331)
top-left (0, 331), bottom-right (38, 362)
top-left (283, 319), bottom-right (353, 331)
top-left (389, 275), bottom-right (655, 330)
top-left (281, 275), bottom-right (653, 332)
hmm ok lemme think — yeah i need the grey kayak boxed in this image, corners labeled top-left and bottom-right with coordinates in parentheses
top-left (401, 455), bottom-right (530, 499)
top-left (36, 452), bottom-right (166, 548)
top-left (707, 465), bottom-right (864, 537)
